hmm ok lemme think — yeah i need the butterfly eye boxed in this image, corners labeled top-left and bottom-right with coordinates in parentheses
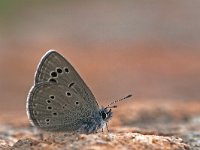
top-left (101, 112), bottom-right (107, 120)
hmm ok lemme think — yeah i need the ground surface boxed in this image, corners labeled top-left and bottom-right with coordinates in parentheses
top-left (0, 100), bottom-right (199, 150)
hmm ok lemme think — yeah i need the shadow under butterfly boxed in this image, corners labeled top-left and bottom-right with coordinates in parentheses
top-left (26, 50), bottom-right (132, 134)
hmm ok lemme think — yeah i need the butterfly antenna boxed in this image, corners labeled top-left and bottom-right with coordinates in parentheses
top-left (106, 94), bottom-right (132, 108)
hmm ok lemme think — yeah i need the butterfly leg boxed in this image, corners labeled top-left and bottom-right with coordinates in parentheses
top-left (106, 123), bottom-right (109, 132)
top-left (102, 128), bottom-right (104, 132)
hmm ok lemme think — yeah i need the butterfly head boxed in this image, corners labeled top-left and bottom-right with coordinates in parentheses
top-left (99, 106), bottom-right (115, 122)
top-left (100, 94), bottom-right (132, 122)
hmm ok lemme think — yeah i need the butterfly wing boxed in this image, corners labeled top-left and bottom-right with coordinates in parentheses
top-left (34, 50), bottom-right (98, 110)
top-left (27, 82), bottom-right (95, 131)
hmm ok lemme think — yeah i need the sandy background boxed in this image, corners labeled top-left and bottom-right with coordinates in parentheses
top-left (0, 1), bottom-right (200, 149)
top-left (0, 0), bottom-right (200, 112)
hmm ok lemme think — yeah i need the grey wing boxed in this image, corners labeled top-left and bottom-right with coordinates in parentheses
top-left (27, 83), bottom-right (95, 131)
top-left (34, 50), bottom-right (98, 110)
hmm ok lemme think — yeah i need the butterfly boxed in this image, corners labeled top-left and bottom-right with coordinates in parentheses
top-left (26, 50), bottom-right (132, 134)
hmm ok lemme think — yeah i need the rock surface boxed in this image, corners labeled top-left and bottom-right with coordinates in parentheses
top-left (0, 100), bottom-right (199, 150)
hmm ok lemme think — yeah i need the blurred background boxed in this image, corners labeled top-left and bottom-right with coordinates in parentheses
top-left (0, 0), bottom-right (200, 114)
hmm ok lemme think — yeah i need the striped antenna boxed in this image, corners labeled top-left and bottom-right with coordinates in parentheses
top-left (106, 94), bottom-right (132, 108)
